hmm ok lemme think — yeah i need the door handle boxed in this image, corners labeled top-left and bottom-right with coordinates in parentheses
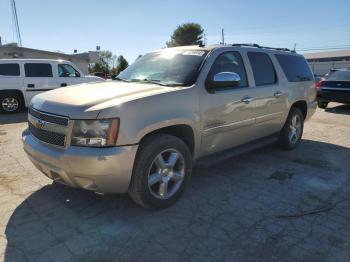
top-left (27, 84), bottom-right (35, 88)
top-left (61, 83), bottom-right (67, 87)
top-left (241, 96), bottom-right (253, 104)
top-left (274, 91), bottom-right (283, 98)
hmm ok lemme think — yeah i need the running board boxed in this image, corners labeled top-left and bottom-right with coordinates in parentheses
top-left (195, 133), bottom-right (279, 167)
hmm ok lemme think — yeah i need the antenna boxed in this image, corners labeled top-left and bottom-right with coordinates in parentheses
top-left (11, 0), bottom-right (22, 47)
top-left (220, 29), bottom-right (225, 45)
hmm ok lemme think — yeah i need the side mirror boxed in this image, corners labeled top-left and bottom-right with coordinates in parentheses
top-left (206, 72), bottom-right (241, 91)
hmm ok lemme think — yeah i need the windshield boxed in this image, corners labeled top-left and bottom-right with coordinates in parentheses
top-left (117, 50), bottom-right (208, 86)
top-left (327, 70), bottom-right (350, 81)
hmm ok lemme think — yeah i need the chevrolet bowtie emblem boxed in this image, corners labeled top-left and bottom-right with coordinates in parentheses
top-left (35, 119), bottom-right (45, 129)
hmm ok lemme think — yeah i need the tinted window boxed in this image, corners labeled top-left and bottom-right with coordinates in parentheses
top-left (275, 54), bottom-right (313, 82)
top-left (24, 63), bottom-right (53, 77)
top-left (58, 64), bottom-right (80, 77)
top-left (0, 63), bottom-right (20, 76)
top-left (208, 51), bottom-right (248, 88)
top-left (248, 52), bottom-right (276, 86)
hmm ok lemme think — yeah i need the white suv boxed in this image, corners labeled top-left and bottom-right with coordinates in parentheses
top-left (0, 59), bottom-right (104, 113)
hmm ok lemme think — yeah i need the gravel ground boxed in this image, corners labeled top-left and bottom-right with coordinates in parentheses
top-left (0, 103), bottom-right (350, 262)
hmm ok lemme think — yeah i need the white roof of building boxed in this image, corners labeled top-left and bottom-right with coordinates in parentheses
top-left (303, 49), bottom-right (350, 59)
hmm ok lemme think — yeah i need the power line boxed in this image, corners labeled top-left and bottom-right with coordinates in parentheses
top-left (298, 46), bottom-right (350, 52)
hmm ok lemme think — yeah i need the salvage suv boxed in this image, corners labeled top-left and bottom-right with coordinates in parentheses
top-left (22, 44), bottom-right (317, 209)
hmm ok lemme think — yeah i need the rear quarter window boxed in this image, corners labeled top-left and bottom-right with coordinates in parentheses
top-left (0, 63), bottom-right (20, 76)
top-left (24, 63), bottom-right (53, 77)
top-left (275, 54), bottom-right (313, 82)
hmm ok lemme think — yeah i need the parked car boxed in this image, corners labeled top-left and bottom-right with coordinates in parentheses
top-left (0, 59), bottom-right (105, 113)
top-left (22, 44), bottom-right (317, 209)
top-left (316, 69), bottom-right (350, 108)
top-left (93, 72), bottom-right (108, 79)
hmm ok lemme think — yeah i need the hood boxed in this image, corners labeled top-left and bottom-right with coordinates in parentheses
top-left (31, 81), bottom-right (176, 119)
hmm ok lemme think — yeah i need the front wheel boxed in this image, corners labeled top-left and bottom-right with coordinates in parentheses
top-left (317, 101), bottom-right (328, 109)
top-left (278, 107), bottom-right (304, 150)
top-left (128, 134), bottom-right (192, 209)
top-left (0, 92), bottom-right (23, 113)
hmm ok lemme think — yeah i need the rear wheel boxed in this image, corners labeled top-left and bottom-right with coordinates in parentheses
top-left (278, 107), bottom-right (304, 150)
top-left (317, 101), bottom-right (328, 109)
top-left (0, 92), bottom-right (23, 113)
top-left (128, 134), bottom-right (192, 209)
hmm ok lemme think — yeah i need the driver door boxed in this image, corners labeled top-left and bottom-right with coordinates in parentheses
top-left (57, 63), bottom-right (82, 87)
top-left (200, 51), bottom-right (257, 155)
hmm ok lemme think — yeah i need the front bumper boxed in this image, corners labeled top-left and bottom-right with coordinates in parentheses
top-left (317, 90), bottom-right (350, 104)
top-left (22, 129), bottom-right (138, 193)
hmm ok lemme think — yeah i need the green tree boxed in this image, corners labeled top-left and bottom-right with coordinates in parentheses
top-left (166, 23), bottom-right (204, 47)
top-left (91, 50), bottom-right (117, 74)
top-left (115, 55), bottom-right (129, 75)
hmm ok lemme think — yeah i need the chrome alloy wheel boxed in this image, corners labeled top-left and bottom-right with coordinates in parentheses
top-left (1, 97), bottom-right (19, 112)
top-left (289, 114), bottom-right (302, 144)
top-left (148, 149), bottom-right (185, 199)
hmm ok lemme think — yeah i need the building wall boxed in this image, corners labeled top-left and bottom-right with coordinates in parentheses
top-left (0, 46), bottom-right (90, 74)
top-left (308, 60), bottom-right (350, 76)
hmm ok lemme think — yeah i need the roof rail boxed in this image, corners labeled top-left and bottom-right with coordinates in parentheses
top-left (231, 43), bottom-right (295, 52)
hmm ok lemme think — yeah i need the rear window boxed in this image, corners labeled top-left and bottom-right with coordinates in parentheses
top-left (247, 52), bottom-right (276, 86)
top-left (275, 54), bottom-right (313, 82)
top-left (0, 63), bottom-right (20, 76)
top-left (24, 63), bottom-right (53, 77)
top-left (327, 70), bottom-right (350, 81)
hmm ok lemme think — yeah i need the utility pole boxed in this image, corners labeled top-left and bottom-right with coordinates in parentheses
top-left (221, 29), bottom-right (225, 45)
top-left (11, 0), bottom-right (22, 46)
top-left (293, 43), bottom-right (297, 52)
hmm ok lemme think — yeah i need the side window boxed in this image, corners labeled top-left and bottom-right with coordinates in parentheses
top-left (24, 63), bottom-right (53, 77)
top-left (0, 63), bottom-right (20, 76)
top-left (207, 51), bottom-right (248, 88)
top-left (58, 64), bottom-right (80, 77)
top-left (248, 52), bottom-right (276, 86)
top-left (275, 54), bottom-right (313, 82)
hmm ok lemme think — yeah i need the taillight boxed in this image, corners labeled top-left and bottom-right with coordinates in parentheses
top-left (315, 80), bottom-right (322, 90)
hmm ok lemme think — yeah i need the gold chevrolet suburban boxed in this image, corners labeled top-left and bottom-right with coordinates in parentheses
top-left (22, 44), bottom-right (317, 209)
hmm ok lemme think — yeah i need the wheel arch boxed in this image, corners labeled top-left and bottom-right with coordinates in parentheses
top-left (137, 124), bottom-right (196, 158)
top-left (290, 100), bottom-right (307, 120)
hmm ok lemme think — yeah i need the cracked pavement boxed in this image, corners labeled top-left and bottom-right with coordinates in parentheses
top-left (1, 103), bottom-right (350, 261)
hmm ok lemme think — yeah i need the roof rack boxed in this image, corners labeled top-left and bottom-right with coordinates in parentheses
top-left (231, 43), bottom-right (295, 52)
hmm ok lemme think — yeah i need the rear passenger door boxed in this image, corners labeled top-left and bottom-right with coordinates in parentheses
top-left (246, 52), bottom-right (287, 138)
top-left (23, 63), bottom-right (58, 104)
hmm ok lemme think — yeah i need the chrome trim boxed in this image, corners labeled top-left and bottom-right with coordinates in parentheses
top-left (322, 87), bottom-right (350, 91)
top-left (28, 114), bottom-right (68, 135)
top-left (204, 118), bottom-right (254, 132)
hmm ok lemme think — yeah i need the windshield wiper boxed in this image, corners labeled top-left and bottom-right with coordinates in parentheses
top-left (130, 78), bottom-right (185, 87)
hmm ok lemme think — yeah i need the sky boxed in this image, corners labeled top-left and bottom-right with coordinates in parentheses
top-left (0, 0), bottom-right (350, 62)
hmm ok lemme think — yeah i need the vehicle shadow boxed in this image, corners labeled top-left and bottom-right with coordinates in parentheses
top-left (4, 139), bottom-right (350, 261)
top-left (0, 110), bottom-right (27, 124)
top-left (325, 104), bottom-right (350, 115)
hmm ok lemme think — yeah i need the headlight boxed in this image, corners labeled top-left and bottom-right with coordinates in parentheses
top-left (71, 119), bottom-right (119, 147)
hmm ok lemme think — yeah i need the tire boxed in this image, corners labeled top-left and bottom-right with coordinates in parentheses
top-left (278, 107), bottom-right (304, 150)
top-left (128, 134), bottom-right (192, 209)
top-left (317, 101), bottom-right (328, 109)
top-left (0, 92), bottom-right (23, 113)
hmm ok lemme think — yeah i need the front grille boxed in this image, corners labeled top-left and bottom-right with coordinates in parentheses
top-left (29, 122), bottom-right (66, 146)
top-left (29, 107), bottom-right (69, 126)
top-left (28, 108), bottom-right (69, 147)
